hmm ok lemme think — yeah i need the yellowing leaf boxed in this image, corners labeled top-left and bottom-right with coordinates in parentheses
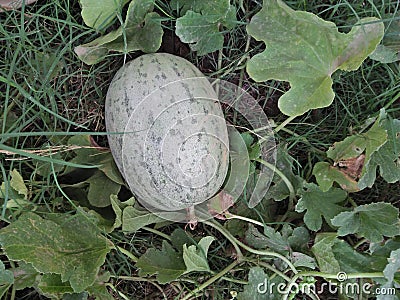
top-left (0, 212), bottom-right (114, 293)
top-left (246, 0), bottom-right (384, 116)
top-left (10, 169), bottom-right (28, 199)
top-left (313, 162), bottom-right (359, 192)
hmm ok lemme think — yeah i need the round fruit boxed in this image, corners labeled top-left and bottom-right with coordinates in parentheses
top-left (105, 53), bottom-right (229, 211)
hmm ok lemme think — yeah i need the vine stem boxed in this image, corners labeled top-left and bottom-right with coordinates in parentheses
top-left (274, 115), bottom-right (296, 133)
top-left (225, 212), bottom-right (265, 227)
top-left (179, 260), bottom-right (240, 300)
top-left (202, 220), bottom-right (298, 274)
top-left (254, 158), bottom-right (296, 209)
top-left (116, 246), bottom-right (138, 263)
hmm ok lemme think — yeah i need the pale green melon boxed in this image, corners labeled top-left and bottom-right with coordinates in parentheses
top-left (105, 53), bottom-right (229, 211)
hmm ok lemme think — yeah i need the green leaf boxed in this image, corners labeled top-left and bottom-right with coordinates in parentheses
top-left (75, 0), bottom-right (163, 64)
top-left (311, 233), bottom-right (341, 273)
top-left (13, 262), bottom-right (40, 290)
top-left (287, 227), bottom-right (310, 251)
top-left (331, 238), bottom-right (378, 273)
top-left (370, 44), bottom-right (400, 63)
top-left (0, 212), bottom-right (114, 293)
top-left (384, 248), bottom-right (400, 286)
top-left (313, 162), bottom-right (359, 192)
top-left (170, 228), bottom-right (196, 252)
top-left (237, 267), bottom-right (281, 300)
top-left (79, 0), bottom-right (130, 30)
top-left (97, 155), bottom-right (124, 185)
top-left (267, 147), bottom-right (304, 201)
top-left (358, 112), bottom-right (400, 189)
top-left (0, 261), bottom-right (14, 299)
top-left (295, 184), bottom-right (347, 231)
top-left (377, 248), bottom-right (400, 300)
top-left (246, 0), bottom-right (384, 116)
top-left (86, 170), bottom-right (121, 207)
top-left (174, 0), bottom-right (237, 55)
top-left (183, 236), bottom-right (214, 273)
top-left (292, 252), bottom-right (316, 269)
top-left (36, 274), bottom-right (75, 299)
top-left (370, 14), bottom-right (400, 63)
top-left (175, 11), bottom-right (224, 55)
top-left (331, 203), bottom-right (400, 243)
top-left (10, 169), bottom-right (28, 199)
top-left (245, 224), bottom-right (290, 254)
top-left (136, 240), bottom-right (186, 283)
top-left (122, 205), bottom-right (176, 232)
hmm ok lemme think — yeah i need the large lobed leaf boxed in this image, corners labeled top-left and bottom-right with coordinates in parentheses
top-left (246, 0), bottom-right (384, 116)
top-left (136, 240), bottom-right (186, 284)
top-left (331, 202), bottom-right (400, 243)
top-left (174, 0), bottom-right (237, 55)
top-left (0, 212), bottom-right (114, 293)
top-left (295, 183), bottom-right (347, 231)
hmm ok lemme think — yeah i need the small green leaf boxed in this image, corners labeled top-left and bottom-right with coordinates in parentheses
top-left (331, 203), bottom-right (400, 243)
top-left (0, 212), bottom-right (114, 293)
top-left (79, 0), bottom-right (130, 30)
top-left (170, 228), bottom-right (196, 252)
top-left (136, 240), bottom-right (186, 283)
top-left (292, 252), bottom-right (316, 269)
top-left (246, 0), bottom-right (384, 116)
top-left (359, 112), bottom-right (400, 189)
top-left (370, 44), bottom-right (400, 63)
top-left (370, 14), bottom-right (400, 63)
top-left (295, 184), bottom-right (347, 231)
top-left (287, 227), bottom-right (310, 251)
top-left (313, 162), bottom-right (359, 192)
top-left (86, 170), bottom-right (121, 207)
top-left (0, 261), bottom-right (14, 299)
top-left (75, 0), bottom-right (163, 64)
top-left (10, 169), bottom-right (28, 199)
top-left (183, 236), bottom-right (214, 273)
top-left (122, 206), bottom-right (176, 232)
top-left (98, 156), bottom-right (124, 185)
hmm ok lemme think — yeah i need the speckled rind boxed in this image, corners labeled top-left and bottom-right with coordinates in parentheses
top-left (105, 53), bottom-right (229, 211)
